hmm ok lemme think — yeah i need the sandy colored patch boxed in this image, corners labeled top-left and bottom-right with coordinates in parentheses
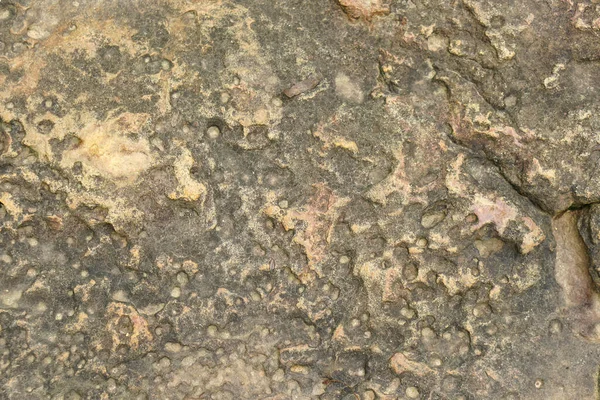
top-left (335, 73), bottom-right (365, 104)
top-left (471, 194), bottom-right (545, 254)
top-left (312, 109), bottom-right (360, 155)
top-left (60, 112), bottom-right (153, 185)
top-left (264, 184), bottom-right (349, 276)
top-left (0, 1), bottom-right (279, 234)
top-left (0, 192), bottom-right (23, 220)
top-left (166, 1), bottom-right (283, 133)
top-left (106, 302), bottom-right (153, 352)
top-left (474, 237), bottom-right (504, 258)
top-left (390, 352), bottom-right (434, 376)
top-left (336, 0), bottom-right (390, 20)
top-left (169, 145), bottom-right (207, 202)
top-left (366, 143), bottom-right (429, 206)
top-left (446, 155), bottom-right (546, 254)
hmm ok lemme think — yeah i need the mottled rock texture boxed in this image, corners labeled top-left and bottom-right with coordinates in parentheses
top-left (1, 0), bottom-right (600, 399)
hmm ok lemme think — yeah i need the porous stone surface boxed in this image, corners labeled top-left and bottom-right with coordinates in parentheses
top-left (1, 0), bottom-right (600, 399)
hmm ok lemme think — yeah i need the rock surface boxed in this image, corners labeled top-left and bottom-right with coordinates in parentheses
top-left (1, 0), bottom-right (600, 399)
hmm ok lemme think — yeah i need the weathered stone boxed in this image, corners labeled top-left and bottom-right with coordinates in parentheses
top-left (0, 0), bottom-right (599, 398)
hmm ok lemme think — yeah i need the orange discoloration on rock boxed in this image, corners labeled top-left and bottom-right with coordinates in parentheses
top-left (182, 260), bottom-right (200, 276)
top-left (168, 144), bottom-right (207, 203)
top-left (312, 113), bottom-right (360, 155)
top-left (390, 352), bottom-right (435, 376)
top-left (337, 0), bottom-right (390, 20)
top-left (106, 302), bottom-right (153, 352)
top-left (65, 312), bottom-right (90, 334)
top-left (0, 18), bottom-right (138, 107)
top-left (285, 184), bottom-right (350, 272)
top-left (333, 324), bottom-right (348, 342)
top-left (216, 288), bottom-right (242, 306)
top-left (521, 216), bottom-right (546, 254)
top-left (45, 215), bottom-right (63, 230)
top-left (73, 279), bottom-right (96, 303)
top-left (382, 267), bottom-right (404, 303)
top-left (366, 142), bottom-right (432, 206)
top-left (127, 245), bottom-right (142, 270)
